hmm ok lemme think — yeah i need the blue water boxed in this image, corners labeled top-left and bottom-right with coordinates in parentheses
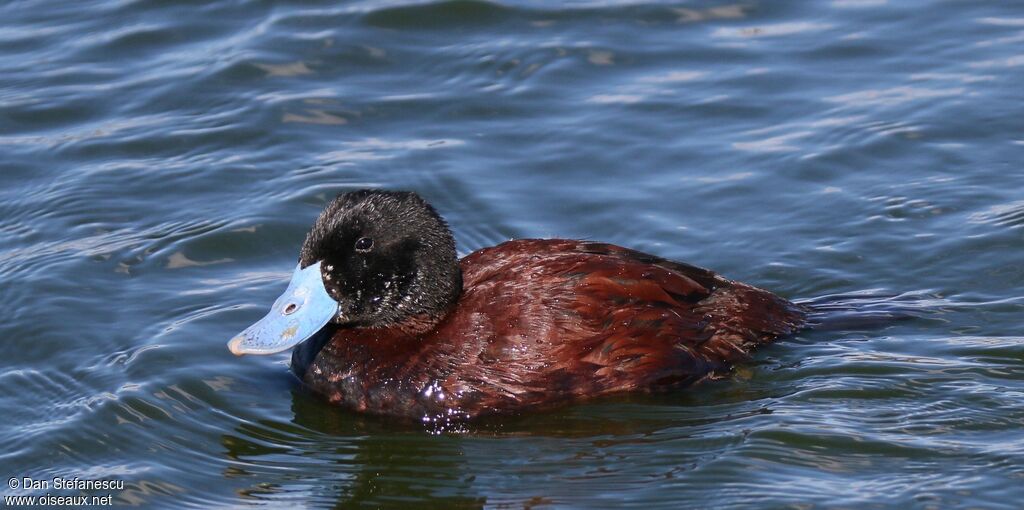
top-left (2, 0), bottom-right (1023, 508)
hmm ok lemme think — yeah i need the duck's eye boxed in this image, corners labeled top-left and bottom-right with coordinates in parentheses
top-left (355, 237), bottom-right (373, 252)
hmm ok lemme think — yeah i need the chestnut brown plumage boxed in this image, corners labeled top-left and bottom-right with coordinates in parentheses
top-left (286, 191), bottom-right (805, 421)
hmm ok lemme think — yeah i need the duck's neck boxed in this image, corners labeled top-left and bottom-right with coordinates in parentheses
top-left (406, 257), bottom-right (463, 327)
top-left (381, 262), bottom-right (463, 336)
top-left (372, 311), bottom-right (449, 337)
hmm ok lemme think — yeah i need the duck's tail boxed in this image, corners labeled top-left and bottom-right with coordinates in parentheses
top-left (796, 288), bottom-right (946, 331)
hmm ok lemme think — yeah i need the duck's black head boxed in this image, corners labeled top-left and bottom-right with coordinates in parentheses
top-left (227, 190), bottom-right (461, 357)
top-left (300, 190), bottom-right (462, 329)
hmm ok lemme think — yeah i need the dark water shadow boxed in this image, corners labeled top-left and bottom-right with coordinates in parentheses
top-left (798, 288), bottom-right (956, 331)
top-left (220, 388), bottom-right (486, 508)
top-left (218, 371), bottom-right (792, 507)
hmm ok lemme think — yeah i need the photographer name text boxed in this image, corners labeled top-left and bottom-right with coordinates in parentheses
top-left (9, 477), bottom-right (123, 491)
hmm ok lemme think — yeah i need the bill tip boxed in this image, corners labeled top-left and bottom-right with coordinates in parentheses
top-left (227, 336), bottom-right (247, 356)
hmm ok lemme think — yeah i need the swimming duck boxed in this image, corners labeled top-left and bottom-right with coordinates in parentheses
top-left (228, 190), bottom-right (805, 421)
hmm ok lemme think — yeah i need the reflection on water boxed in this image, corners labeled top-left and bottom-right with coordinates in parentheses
top-left (2, 0), bottom-right (1024, 507)
top-left (222, 391), bottom-right (485, 508)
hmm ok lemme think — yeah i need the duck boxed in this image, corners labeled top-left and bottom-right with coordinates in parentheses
top-left (228, 190), bottom-right (806, 422)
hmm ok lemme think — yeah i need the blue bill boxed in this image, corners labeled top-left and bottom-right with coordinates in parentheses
top-left (227, 262), bottom-right (339, 356)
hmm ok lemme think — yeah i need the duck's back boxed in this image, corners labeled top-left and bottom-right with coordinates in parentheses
top-left (302, 239), bottom-right (805, 419)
